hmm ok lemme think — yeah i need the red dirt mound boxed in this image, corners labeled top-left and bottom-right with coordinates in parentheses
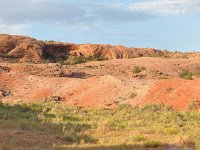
top-left (142, 78), bottom-right (200, 109)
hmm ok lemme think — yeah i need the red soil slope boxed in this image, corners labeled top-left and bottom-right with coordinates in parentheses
top-left (143, 79), bottom-right (200, 109)
top-left (0, 57), bottom-right (200, 109)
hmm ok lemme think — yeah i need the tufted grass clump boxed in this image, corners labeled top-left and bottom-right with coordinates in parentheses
top-left (132, 66), bottom-right (146, 74)
top-left (180, 70), bottom-right (193, 80)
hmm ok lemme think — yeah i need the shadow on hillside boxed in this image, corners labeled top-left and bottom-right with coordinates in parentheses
top-left (67, 72), bottom-right (93, 79)
top-left (0, 102), bottom-right (96, 145)
top-left (0, 103), bottom-right (196, 150)
top-left (57, 144), bottom-right (191, 150)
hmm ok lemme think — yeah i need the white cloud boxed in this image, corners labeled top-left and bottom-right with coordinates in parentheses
top-left (0, 0), bottom-right (86, 25)
top-left (0, 0), bottom-right (154, 25)
top-left (0, 0), bottom-right (199, 33)
top-left (0, 22), bottom-right (29, 35)
top-left (130, 0), bottom-right (200, 15)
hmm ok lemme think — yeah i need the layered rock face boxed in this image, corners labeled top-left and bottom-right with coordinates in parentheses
top-left (71, 44), bottom-right (163, 59)
top-left (0, 34), bottom-right (163, 62)
top-left (0, 34), bottom-right (43, 62)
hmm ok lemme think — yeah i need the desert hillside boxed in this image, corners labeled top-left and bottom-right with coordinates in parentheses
top-left (1, 34), bottom-right (200, 150)
top-left (1, 34), bottom-right (199, 63)
top-left (0, 34), bottom-right (200, 109)
top-left (0, 34), bottom-right (164, 62)
top-left (1, 0), bottom-right (200, 149)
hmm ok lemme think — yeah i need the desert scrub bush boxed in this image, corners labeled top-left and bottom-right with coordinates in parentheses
top-left (193, 72), bottom-right (200, 78)
top-left (141, 103), bottom-right (173, 112)
top-left (180, 70), bottom-right (193, 80)
top-left (64, 55), bottom-right (85, 65)
top-left (1, 53), bottom-right (13, 58)
top-left (132, 135), bottom-right (146, 142)
top-left (144, 140), bottom-right (161, 148)
top-left (187, 101), bottom-right (199, 110)
top-left (63, 55), bottom-right (108, 65)
top-left (128, 92), bottom-right (137, 99)
top-left (180, 70), bottom-right (200, 80)
top-left (132, 66), bottom-right (146, 74)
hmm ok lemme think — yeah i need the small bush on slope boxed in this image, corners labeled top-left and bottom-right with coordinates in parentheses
top-left (180, 70), bottom-right (200, 80)
top-left (132, 66), bottom-right (146, 74)
top-left (180, 70), bottom-right (193, 80)
top-left (63, 55), bottom-right (108, 65)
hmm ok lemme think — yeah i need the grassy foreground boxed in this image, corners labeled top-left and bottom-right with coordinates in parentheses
top-left (0, 102), bottom-right (199, 149)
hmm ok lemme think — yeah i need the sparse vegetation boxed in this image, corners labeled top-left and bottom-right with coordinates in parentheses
top-left (144, 140), bottom-right (161, 148)
top-left (193, 72), bottom-right (200, 78)
top-left (132, 66), bottom-right (146, 74)
top-left (180, 70), bottom-right (193, 80)
top-left (180, 70), bottom-right (200, 80)
top-left (132, 135), bottom-right (146, 142)
top-left (63, 55), bottom-right (108, 65)
top-left (0, 102), bottom-right (199, 149)
top-left (0, 53), bottom-right (19, 63)
top-left (128, 92), bottom-right (137, 98)
top-left (187, 101), bottom-right (199, 110)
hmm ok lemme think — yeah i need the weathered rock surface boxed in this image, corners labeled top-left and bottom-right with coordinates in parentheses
top-left (0, 34), bottom-right (164, 62)
top-left (0, 34), bottom-right (43, 62)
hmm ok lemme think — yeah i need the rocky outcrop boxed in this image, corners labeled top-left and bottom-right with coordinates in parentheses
top-left (42, 43), bottom-right (78, 60)
top-left (0, 34), bottom-right (43, 62)
top-left (0, 34), bottom-right (164, 62)
top-left (42, 43), bottom-right (164, 61)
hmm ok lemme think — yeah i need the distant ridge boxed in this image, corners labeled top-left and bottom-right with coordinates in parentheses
top-left (0, 34), bottom-right (199, 62)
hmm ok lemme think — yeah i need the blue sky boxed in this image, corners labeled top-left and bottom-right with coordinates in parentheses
top-left (0, 0), bottom-right (200, 52)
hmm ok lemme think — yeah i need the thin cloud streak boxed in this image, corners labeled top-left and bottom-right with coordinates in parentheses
top-left (130, 0), bottom-right (200, 15)
top-left (0, 0), bottom-right (154, 26)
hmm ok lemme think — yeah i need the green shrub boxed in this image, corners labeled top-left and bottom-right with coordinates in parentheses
top-left (180, 70), bottom-right (193, 80)
top-left (1, 53), bottom-right (14, 58)
top-left (132, 66), bottom-right (146, 74)
top-left (132, 135), bottom-right (146, 142)
top-left (63, 55), bottom-right (108, 65)
top-left (144, 140), bottom-right (161, 148)
top-left (64, 55), bottom-right (86, 65)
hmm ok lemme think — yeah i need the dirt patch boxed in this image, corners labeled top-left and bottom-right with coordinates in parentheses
top-left (142, 78), bottom-right (200, 109)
